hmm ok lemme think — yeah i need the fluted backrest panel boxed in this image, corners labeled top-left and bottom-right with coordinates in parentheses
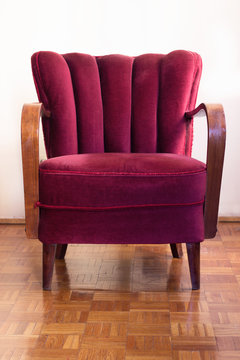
top-left (31, 50), bottom-right (202, 158)
top-left (96, 55), bottom-right (134, 152)
top-left (63, 53), bottom-right (104, 154)
top-left (131, 54), bottom-right (164, 153)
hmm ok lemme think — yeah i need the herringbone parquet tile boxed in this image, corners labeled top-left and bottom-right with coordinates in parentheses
top-left (0, 223), bottom-right (240, 359)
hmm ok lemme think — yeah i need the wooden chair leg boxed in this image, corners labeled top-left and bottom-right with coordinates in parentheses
top-left (42, 244), bottom-right (56, 291)
top-left (55, 244), bottom-right (68, 260)
top-left (170, 243), bottom-right (183, 258)
top-left (186, 242), bottom-right (200, 290)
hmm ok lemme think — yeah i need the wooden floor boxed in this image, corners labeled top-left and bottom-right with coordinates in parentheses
top-left (0, 223), bottom-right (240, 359)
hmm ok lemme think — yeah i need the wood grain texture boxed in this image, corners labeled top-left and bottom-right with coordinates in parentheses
top-left (21, 103), bottom-right (50, 239)
top-left (1, 223), bottom-right (240, 359)
top-left (21, 103), bottom-right (41, 239)
top-left (43, 244), bottom-right (57, 291)
top-left (171, 244), bottom-right (183, 258)
top-left (55, 244), bottom-right (68, 260)
top-left (185, 104), bottom-right (226, 239)
top-left (186, 243), bottom-right (200, 290)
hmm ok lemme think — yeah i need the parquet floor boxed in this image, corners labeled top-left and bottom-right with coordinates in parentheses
top-left (0, 223), bottom-right (240, 359)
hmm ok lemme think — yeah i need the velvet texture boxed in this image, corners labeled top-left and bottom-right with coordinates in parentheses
top-left (38, 206), bottom-right (205, 245)
top-left (39, 153), bottom-right (206, 208)
top-left (31, 50), bottom-right (204, 245)
top-left (32, 51), bottom-right (202, 157)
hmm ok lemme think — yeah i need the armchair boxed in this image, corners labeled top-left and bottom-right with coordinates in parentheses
top-left (21, 51), bottom-right (226, 290)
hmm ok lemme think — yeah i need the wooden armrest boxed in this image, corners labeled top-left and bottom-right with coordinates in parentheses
top-left (185, 104), bottom-right (226, 238)
top-left (21, 103), bottom-right (50, 238)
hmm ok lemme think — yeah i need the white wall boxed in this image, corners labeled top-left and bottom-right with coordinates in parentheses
top-left (0, 0), bottom-right (240, 218)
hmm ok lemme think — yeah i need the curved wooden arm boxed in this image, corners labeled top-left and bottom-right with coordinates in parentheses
top-left (21, 103), bottom-right (50, 238)
top-left (185, 104), bottom-right (226, 239)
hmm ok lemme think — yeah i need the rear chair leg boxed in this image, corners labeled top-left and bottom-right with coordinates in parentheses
top-left (43, 244), bottom-right (56, 291)
top-left (55, 244), bottom-right (68, 259)
top-left (186, 242), bottom-right (200, 290)
top-left (170, 243), bottom-right (183, 258)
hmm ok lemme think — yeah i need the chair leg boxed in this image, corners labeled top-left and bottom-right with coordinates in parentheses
top-left (186, 242), bottom-right (200, 290)
top-left (55, 244), bottom-right (68, 259)
top-left (170, 243), bottom-right (183, 258)
top-left (42, 244), bottom-right (56, 291)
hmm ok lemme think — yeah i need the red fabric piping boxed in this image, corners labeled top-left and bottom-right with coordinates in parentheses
top-left (35, 200), bottom-right (204, 211)
top-left (184, 52), bottom-right (199, 156)
top-left (32, 71), bottom-right (41, 102)
top-left (34, 52), bottom-right (43, 102)
top-left (39, 168), bottom-right (206, 176)
top-left (36, 52), bottom-right (43, 93)
top-left (188, 53), bottom-right (202, 156)
top-left (34, 52), bottom-right (49, 109)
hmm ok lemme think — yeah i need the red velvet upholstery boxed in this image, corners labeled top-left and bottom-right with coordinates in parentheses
top-left (31, 50), bottom-right (204, 247)
top-left (38, 153), bottom-right (206, 245)
top-left (32, 51), bottom-right (202, 157)
top-left (39, 153), bottom-right (206, 208)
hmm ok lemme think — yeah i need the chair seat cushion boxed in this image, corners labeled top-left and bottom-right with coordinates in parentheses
top-left (39, 153), bottom-right (206, 209)
top-left (38, 153), bottom-right (206, 245)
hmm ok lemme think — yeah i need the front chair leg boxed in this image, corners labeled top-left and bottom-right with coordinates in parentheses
top-left (43, 244), bottom-right (57, 291)
top-left (55, 244), bottom-right (68, 259)
top-left (186, 242), bottom-right (200, 290)
top-left (170, 243), bottom-right (183, 258)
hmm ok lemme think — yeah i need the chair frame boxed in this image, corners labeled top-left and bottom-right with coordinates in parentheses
top-left (21, 102), bottom-right (226, 290)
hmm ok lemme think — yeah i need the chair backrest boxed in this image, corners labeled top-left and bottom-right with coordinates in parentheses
top-left (32, 50), bottom-right (202, 158)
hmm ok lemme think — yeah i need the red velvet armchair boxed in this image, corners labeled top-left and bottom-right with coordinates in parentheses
top-left (21, 50), bottom-right (226, 290)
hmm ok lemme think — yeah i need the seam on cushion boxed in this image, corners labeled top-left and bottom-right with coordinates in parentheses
top-left (185, 52), bottom-right (202, 156)
top-left (156, 55), bottom-right (163, 153)
top-left (187, 52), bottom-right (199, 115)
top-left (39, 168), bottom-right (206, 176)
top-left (34, 52), bottom-right (50, 109)
top-left (62, 53), bottom-right (81, 154)
top-left (184, 52), bottom-right (198, 155)
top-left (190, 64), bottom-right (201, 155)
top-left (35, 200), bottom-right (204, 211)
top-left (187, 52), bottom-right (197, 156)
top-left (95, 56), bottom-right (106, 152)
top-left (32, 53), bottom-right (51, 158)
top-left (32, 68), bottom-right (41, 102)
top-left (130, 56), bottom-right (134, 153)
top-left (94, 55), bottom-right (105, 152)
